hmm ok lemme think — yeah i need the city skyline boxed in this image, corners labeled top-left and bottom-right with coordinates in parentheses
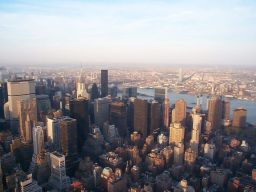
top-left (1, 1), bottom-right (256, 191)
top-left (1, 67), bottom-right (256, 191)
top-left (0, 0), bottom-right (256, 66)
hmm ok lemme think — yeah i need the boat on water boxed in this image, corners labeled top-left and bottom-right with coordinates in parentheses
top-left (224, 95), bottom-right (235, 99)
top-left (179, 90), bottom-right (189, 94)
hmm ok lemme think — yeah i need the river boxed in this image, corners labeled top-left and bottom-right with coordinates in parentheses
top-left (137, 88), bottom-right (256, 125)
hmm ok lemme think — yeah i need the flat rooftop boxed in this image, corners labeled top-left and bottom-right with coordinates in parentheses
top-left (8, 78), bottom-right (34, 83)
top-left (51, 151), bottom-right (64, 158)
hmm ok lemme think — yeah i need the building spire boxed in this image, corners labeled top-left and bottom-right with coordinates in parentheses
top-left (79, 64), bottom-right (83, 83)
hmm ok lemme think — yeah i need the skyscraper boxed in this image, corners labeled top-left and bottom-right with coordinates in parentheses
top-left (59, 117), bottom-right (77, 156)
top-left (46, 116), bottom-right (61, 150)
top-left (30, 125), bottom-right (45, 170)
top-left (59, 117), bottom-right (79, 176)
top-left (207, 96), bottom-right (223, 131)
top-left (101, 70), bottom-right (108, 97)
top-left (148, 100), bottom-right (160, 134)
top-left (222, 100), bottom-right (230, 121)
top-left (123, 87), bottom-right (137, 98)
top-left (232, 108), bottom-right (247, 128)
top-left (110, 101), bottom-right (127, 137)
top-left (162, 88), bottom-right (170, 130)
top-left (169, 123), bottom-right (185, 146)
top-left (190, 113), bottom-right (202, 155)
top-left (0, 85), bottom-right (6, 118)
top-left (110, 85), bottom-right (118, 98)
top-left (134, 99), bottom-right (149, 139)
top-left (19, 173), bottom-right (42, 192)
top-left (18, 98), bottom-right (37, 142)
top-left (76, 80), bottom-right (89, 99)
top-left (154, 88), bottom-right (165, 103)
top-left (174, 142), bottom-right (184, 165)
top-left (204, 143), bottom-right (215, 160)
top-left (5, 79), bottom-right (36, 130)
top-left (173, 99), bottom-right (186, 124)
top-left (91, 83), bottom-right (99, 101)
top-left (36, 95), bottom-right (51, 123)
top-left (94, 97), bottom-right (111, 128)
top-left (191, 113), bottom-right (202, 142)
top-left (222, 99), bottom-right (231, 126)
top-left (127, 97), bottom-right (135, 132)
top-left (49, 151), bottom-right (71, 191)
top-left (76, 67), bottom-right (89, 99)
top-left (184, 147), bottom-right (197, 166)
top-left (32, 125), bottom-right (45, 157)
top-left (70, 98), bottom-right (89, 151)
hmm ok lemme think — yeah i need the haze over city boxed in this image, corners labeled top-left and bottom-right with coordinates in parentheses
top-left (1, 1), bottom-right (256, 192)
top-left (0, 0), bottom-right (256, 66)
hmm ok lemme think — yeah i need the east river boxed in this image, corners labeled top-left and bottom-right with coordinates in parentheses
top-left (137, 88), bottom-right (256, 125)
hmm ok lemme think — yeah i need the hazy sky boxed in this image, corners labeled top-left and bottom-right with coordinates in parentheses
top-left (0, 0), bottom-right (256, 66)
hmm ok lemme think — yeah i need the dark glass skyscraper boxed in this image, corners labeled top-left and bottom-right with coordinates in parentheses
top-left (148, 101), bottom-right (161, 134)
top-left (91, 83), bottom-right (99, 101)
top-left (110, 101), bottom-right (127, 137)
top-left (127, 98), bottom-right (135, 132)
top-left (134, 99), bottom-right (149, 139)
top-left (163, 88), bottom-right (170, 130)
top-left (222, 99), bottom-right (230, 121)
top-left (173, 99), bottom-right (187, 125)
top-left (110, 86), bottom-right (118, 98)
top-left (36, 95), bottom-right (51, 123)
top-left (123, 87), bottom-right (137, 98)
top-left (59, 117), bottom-right (79, 176)
top-left (60, 117), bottom-right (77, 156)
top-left (232, 108), bottom-right (247, 128)
top-left (154, 88), bottom-right (165, 103)
top-left (101, 70), bottom-right (108, 97)
top-left (207, 96), bottom-right (223, 131)
top-left (69, 98), bottom-right (89, 151)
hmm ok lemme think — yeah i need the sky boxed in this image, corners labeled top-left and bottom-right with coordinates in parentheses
top-left (0, 0), bottom-right (256, 66)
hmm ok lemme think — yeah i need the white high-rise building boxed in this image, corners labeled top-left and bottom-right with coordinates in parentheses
top-left (30, 125), bottom-right (45, 172)
top-left (33, 125), bottom-right (45, 156)
top-left (190, 113), bottom-right (202, 155)
top-left (204, 143), bottom-right (216, 160)
top-left (20, 174), bottom-right (42, 192)
top-left (77, 82), bottom-right (89, 99)
top-left (76, 68), bottom-right (89, 99)
top-left (192, 114), bottom-right (202, 135)
top-left (49, 151), bottom-right (70, 191)
top-left (46, 117), bottom-right (61, 149)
